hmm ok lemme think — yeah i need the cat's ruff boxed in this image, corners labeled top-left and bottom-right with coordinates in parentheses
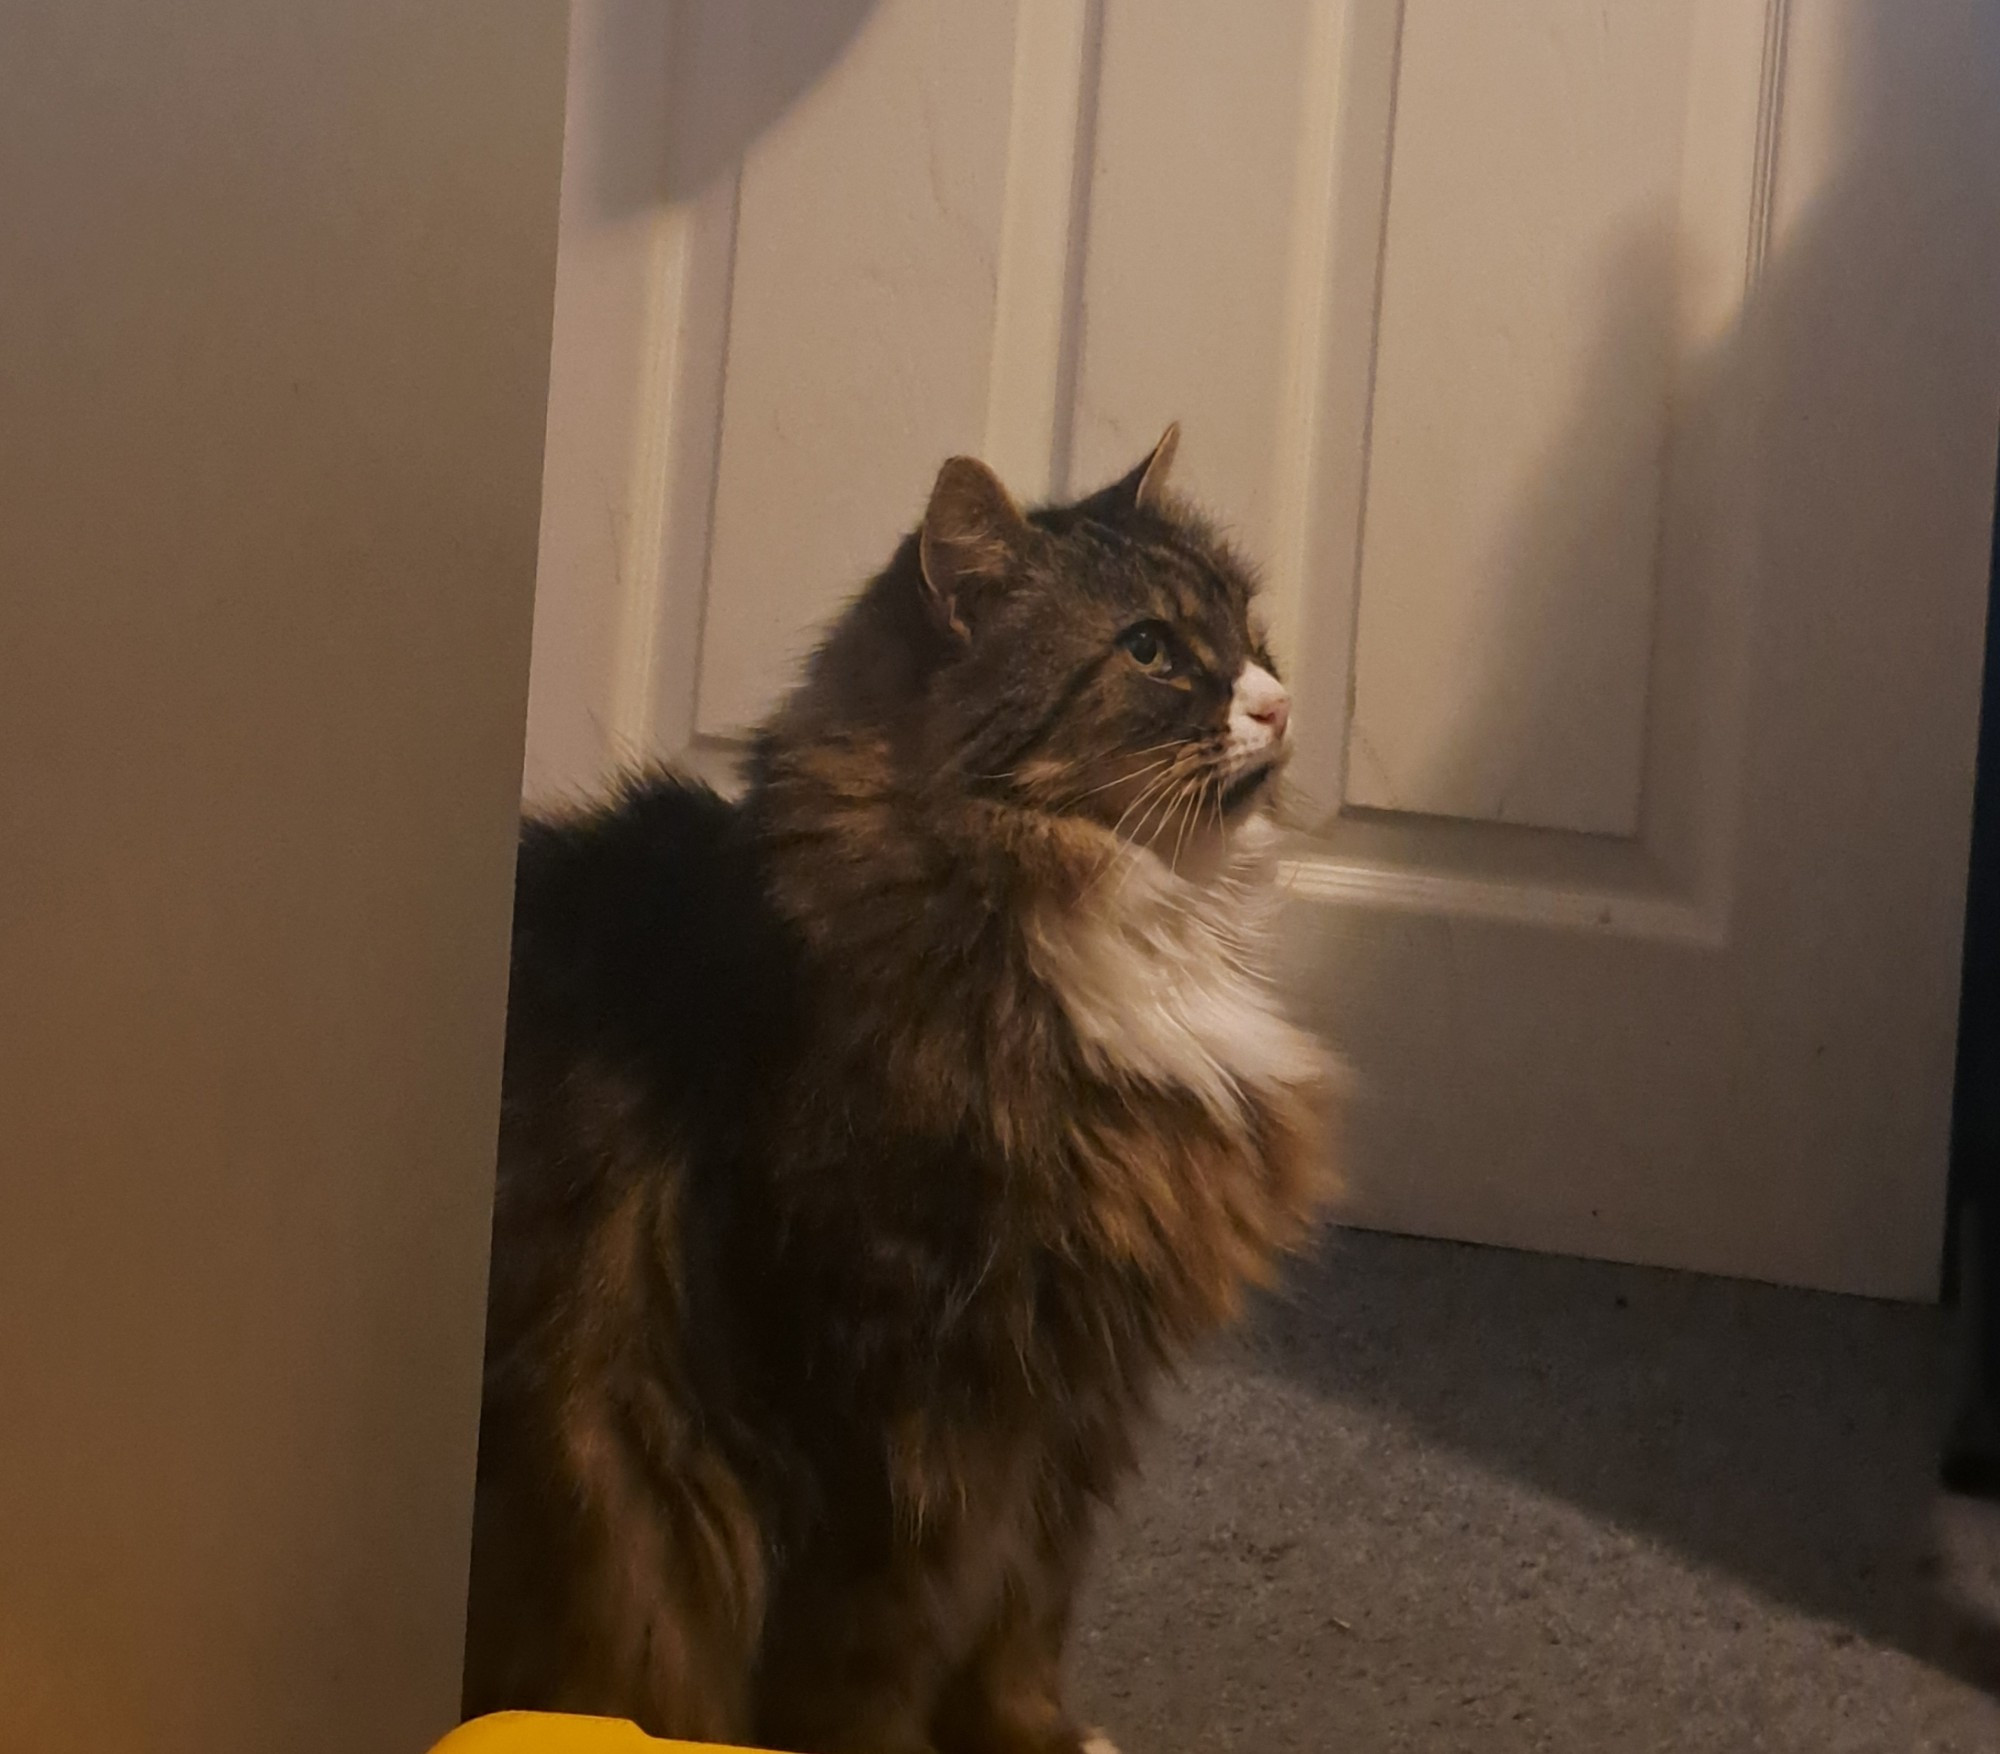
top-left (1027, 809), bottom-right (1325, 1126)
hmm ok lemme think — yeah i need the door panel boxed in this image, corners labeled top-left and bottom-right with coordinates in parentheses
top-left (1345, 0), bottom-right (1692, 835)
top-left (693, 0), bottom-right (1023, 735)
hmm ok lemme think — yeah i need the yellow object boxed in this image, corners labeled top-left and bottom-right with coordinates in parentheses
top-left (428, 1713), bottom-right (769, 1754)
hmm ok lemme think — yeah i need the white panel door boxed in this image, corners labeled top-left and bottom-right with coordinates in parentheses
top-left (528, 0), bottom-right (2000, 1298)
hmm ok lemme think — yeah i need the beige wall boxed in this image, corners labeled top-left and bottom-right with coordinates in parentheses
top-left (0, 5), bottom-right (566, 1752)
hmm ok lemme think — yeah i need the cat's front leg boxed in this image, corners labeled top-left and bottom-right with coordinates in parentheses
top-left (931, 1618), bottom-right (1119, 1754)
top-left (753, 1571), bottom-right (956, 1754)
top-left (930, 1511), bottom-right (1116, 1754)
top-left (932, 1679), bottom-right (1112, 1754)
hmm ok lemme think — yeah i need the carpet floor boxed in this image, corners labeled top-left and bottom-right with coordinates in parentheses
top-left (1070, 1230), bottom-right (2000, 1753)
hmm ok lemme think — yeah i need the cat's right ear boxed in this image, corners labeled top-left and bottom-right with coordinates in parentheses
top-left (920, 456), bottom-right (1029, 641)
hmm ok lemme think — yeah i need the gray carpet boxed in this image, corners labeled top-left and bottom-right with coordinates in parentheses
top-left (1071, 1231), bottom-right (2000, 1753)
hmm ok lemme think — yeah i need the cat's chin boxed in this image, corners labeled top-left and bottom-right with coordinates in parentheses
top-left (1219, 759), bottom-right (1280, 817)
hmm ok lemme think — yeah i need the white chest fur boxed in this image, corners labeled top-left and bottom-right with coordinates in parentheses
top-left (1026, 813), bottom-right (1325, 1122)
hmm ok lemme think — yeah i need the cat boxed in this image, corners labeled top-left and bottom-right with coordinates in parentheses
top-left (462, 426), bottom-right (1339, 1753)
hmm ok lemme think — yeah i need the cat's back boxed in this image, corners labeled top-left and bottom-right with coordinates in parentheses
top-left (490, 773), bottom-right (795, 1356)
top-left (473, 776), bottom-right (789, 1735)
top-left (504, 769), bottom-right (797, 1112)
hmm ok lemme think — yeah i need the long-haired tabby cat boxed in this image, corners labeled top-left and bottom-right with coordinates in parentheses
top-left (464, 427), bottom-right (1338, 1752)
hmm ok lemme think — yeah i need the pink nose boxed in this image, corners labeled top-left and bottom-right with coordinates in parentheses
top-left (1251, 693), bottom-right (1290, 741)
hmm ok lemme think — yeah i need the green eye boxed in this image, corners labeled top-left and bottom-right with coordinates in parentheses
top-left (1118, 621), bottom-right (1173, 673)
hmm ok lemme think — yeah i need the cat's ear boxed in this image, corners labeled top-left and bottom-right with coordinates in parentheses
top-left (920, 456), bottom-right (1030, 640)
top-left (1131, 420), bottom-right (1180, 511)
top-left (1084, 421), bottom-right (1181, 519)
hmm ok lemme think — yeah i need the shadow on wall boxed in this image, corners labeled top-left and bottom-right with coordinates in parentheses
top-left (1288, 0), bottom-right (2000, 1700)
top-left (577, 0), bottom-right (883, 213)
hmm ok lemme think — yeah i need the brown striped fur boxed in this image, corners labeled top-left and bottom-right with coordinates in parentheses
top-left (464, 433), bottom-right (1338, 1751)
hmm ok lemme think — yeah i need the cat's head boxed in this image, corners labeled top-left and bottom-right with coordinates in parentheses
top-left (920, 426), bottom-right (1290, 844)
top-left (774, 427), bottom-right (1290, 852)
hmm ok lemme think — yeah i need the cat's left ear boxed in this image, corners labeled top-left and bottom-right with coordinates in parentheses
top-left (920, 456), bottom-right (1030, 640)
top-left (1100, 421), bottom-right (1181, 516)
